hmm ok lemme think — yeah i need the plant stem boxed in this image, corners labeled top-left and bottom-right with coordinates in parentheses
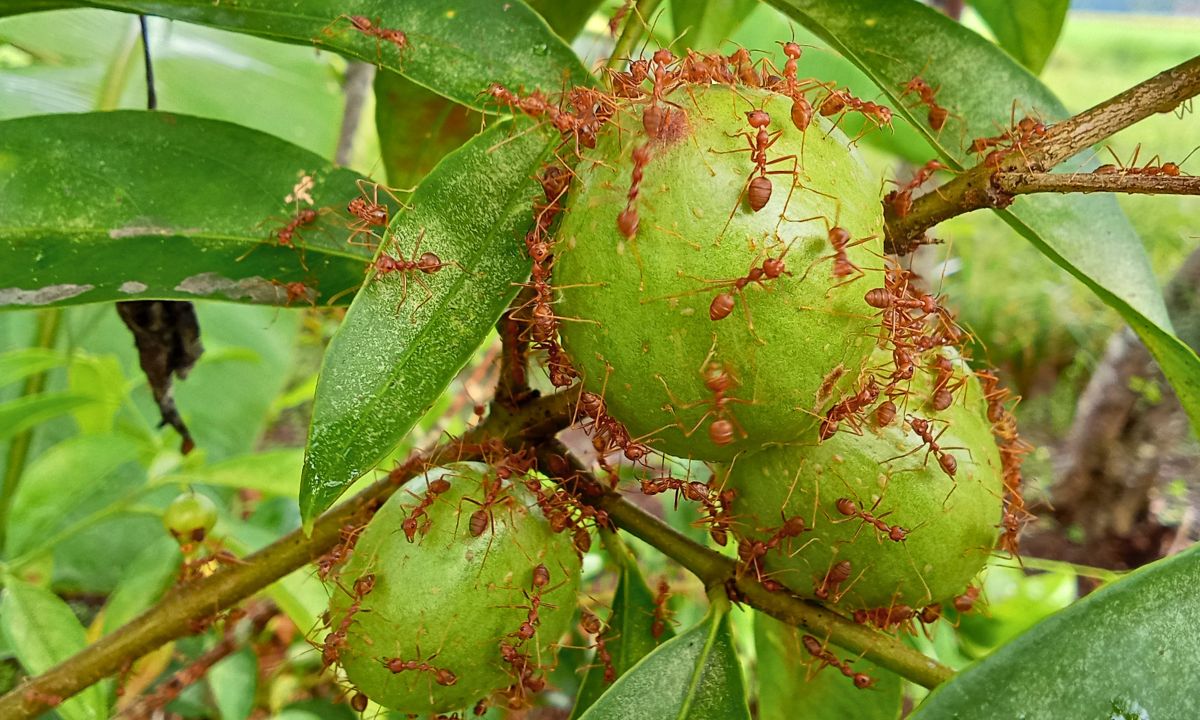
top-left (0, 392), bottom-right (575, 720)
top-left (993, 172), bottom-right (1200, 197)
top-left (607, 0), bottom-right (665, 71)
top-left (0, 309), bottom-right (62, 554)
top-left (95, 17), bottom-right (143, 111)
top-left (885, 54), bottom-right (1200, 251)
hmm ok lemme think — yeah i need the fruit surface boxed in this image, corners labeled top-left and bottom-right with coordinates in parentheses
top-left (722, 353), bottom-right (1004, 609)
top-left (554, 84), bottom-right (881, 461)
top-left (328, 462), bottom-right (581, 713)
top-left (163, 491), bottom-right (218, 544)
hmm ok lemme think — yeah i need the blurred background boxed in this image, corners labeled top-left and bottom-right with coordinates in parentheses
top-left (0, 1), bottom-right (1197, 717)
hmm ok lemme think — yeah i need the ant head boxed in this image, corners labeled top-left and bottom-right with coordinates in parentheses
top-left (745, 109), bottom-right (771, 128)
top-left (779, 41), bottom-right (803, 60)
top-left (652, 48), bottom-right (674, 66)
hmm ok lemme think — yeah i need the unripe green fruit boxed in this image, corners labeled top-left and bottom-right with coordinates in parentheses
top-left (554, 84), bottom-right (881, 461)
top-left (163, 491), bottom-right (218, 544)
top-left (720, 352), bottom-right (1003, 610)
top-left (329, 463), bottom-right (581, 714)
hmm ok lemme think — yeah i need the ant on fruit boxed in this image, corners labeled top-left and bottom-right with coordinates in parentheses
top-left (818, 375), bottom-right (879, 441)
top-left (887, 415), bottom-right (961, 480)
top-left (801, 634), bottom-right (875, 689)
top-left (316, 523), bottom-right (365, 581)
top-left (618, 143), bottom-right (651, 239)
top-left (380, 648), bottom-right (458, 687)
top-left (321, 573), bottom-right (376, 669)
top-left (460, 469), bottom-right (512, 538)
top-left (713, 108), bottom-right (801, 239)
top-left (796, 208), bottom-right (877, 288)
top-left (834, 496), bottom-right (909, 542)
top-left (401, 476), bottom-right (453, 542)
top-left (656, 360), bottom-right (751, 447)
top-left (707, 248), bottom-right (793, 323)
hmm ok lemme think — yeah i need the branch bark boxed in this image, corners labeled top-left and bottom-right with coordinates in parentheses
top-left (0, 392), bottom-right (576, 720)
top-left (885, 54), bottom-right (1200, 252)
top-left (994, 172), bottom-right (1200, 197)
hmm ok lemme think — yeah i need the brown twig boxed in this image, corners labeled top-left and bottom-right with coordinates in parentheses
top-left (495, 286), bottom-right (535, 409)
top-left (117, 602), bottom-right (277, 719)
top-left (0, 391), bottom-right (576, 720)
top-left (885, 54), bottom-right (1200, 252)
top-left (993, 172), bottom-right (1200, 197)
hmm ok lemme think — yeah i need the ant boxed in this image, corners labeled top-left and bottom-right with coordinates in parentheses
top-left (381, 649), bottom-right (458, 687)
top-left (707, 249), bottom-right (793, 323)
top-left (618, 143), bottom-right (651, 239)
top-left (818, 86), bottom-right (893, 142)
top-left (580, 610), bottom-right (616, 683)
top-left (715, 109), bottom-right (800, 237)
top-left (737, 514), bottom-right (808, 581)
top-left (953, 585), bottom-right (981, 613)
top-left (890, 415), bottom-right (959, 479)
top-left (927, 354), bottom-right (965, 412)
top-left (316, 523), bottom-right (365, 581)
top-left (345, 179), bottom-right (408, 248)
top-left (370, 229), bottom-right (459, 313)
top-left (401, 477), bottom-right (452, 542)
top-left (818, 376), bottom-right (879, 441)
top-left (834, 497), bottom-right (909, 542)
top-left (659, 361), bottom-right (751, 447)
top-left (321, 573), bottom-right (376, 669)
top-left (461, 470), bottom-right (511, 537)
top-left (854, 603), bottom-right (917, 632)
top-left (330, 15), bottom-right (408, 65)
top-left (884, 159), bottom-right (947, 218)
top-left (801, 634), bottom-right (875, 689)
top-left (651, 578), bottom-right (673, 639)
top-left (1094, 143), bottom-right (1196, 176)
top-left (813, 559), bottom-right (852, 601)
top-left (270, 279), bottom-right (317, 307)
top-left (273, 207), bottom-right (319, 247)
top-left (898, 74), bottom-right (955, 132)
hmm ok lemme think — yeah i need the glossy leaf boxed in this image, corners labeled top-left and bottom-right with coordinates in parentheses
top-left (913, 545), bottom-right (1200, 719)
top-left (2, 0), bottom-right (590, 110)
top-left (375, 73), bottom-right (479, 190)
top-left (673, 0), bottom-right (759, 50)
top-left (577, 600), bottom-right (750, 720)
top-left (0, 578), bottom-right (108, 720)
top-left (101, 537), bottom-right (183, 634)
top-left (571, 542), bottom-right (676, 718)
top-left (299, 121), bottom-right (549, 522)
top-left (0, 347), bottom-right (66, 388)
top-left (767, 0), bottom-right (1200, 436)
top-left (969, 0), bottom-right (1068, 74)
top-left (0, 112), bottom-right (373, 309)
top-left (209, 647), bottom-right (258, 720)
top-left (755, 614), bottom-right (902, 720)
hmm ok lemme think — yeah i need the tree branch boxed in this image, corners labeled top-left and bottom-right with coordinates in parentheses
top-left (540, 443), bottom-right (955, 690)
top-left (994, 172), bottom-right (1200, 197)
top-left (0, 392), bottom-right (576, 720)
top-left (885, 54), bottom-right (1200, 252)
top-left (606, 0), bottom-right (664, 70)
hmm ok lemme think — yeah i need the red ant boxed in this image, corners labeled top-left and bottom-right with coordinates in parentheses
top-left (854, 603), bottom-right (917, 632)
top-left (884, 159), bottom-right (947, 218)
top-left (835, 497), bottom-right (909, 542)
top-left (330, 15), bottom-right (408, 65)
top-left (618, 143), bottom-right (651, 239)
top-left (321, 573), bottom-right (376, 669)
top-left (462, 470), bottom-right (511, 537)
top-left (401, 477), bottom-right (452, 542)
top-left (716, 109), bottom-right (799, 236)
top-left (813, 559), bottom-right (852, 601)
top-left (1094, 143), bottom-right (1196, 176)
top-left (801, 635), bottom-right (875, 689)
top-left (381, 649), bottom-right (458, 687)
top-left (580, 609), bottom-right (616, 683)
top-left (898, 75), bottom-right (954, 131)
top-left (818, 86), bottom-right (893, 141)
top-left (927, 354), bottom-right (965, 412)
top-left (651, 578), bottom-right (673, 639)
top-left (659, 361), bottom-right (751, 447)
top-left (953, 585), bottom-right (981, 613)
top-left (819, 376), bottom-right (879, 441)
top-left (316, 523), bottom-right (364, 580)
top-left (707, 250), bottom-right (793, 323)
top-left (269, 279), bottom-right (317, 307)
top-left (737, 514), bottom-right (808, 582)
top-left (346, 179), bottom-right (407, 247)
top-left (370, 229), bottom-right (459, 312)
top-left (893, 415), bottom-right (959, 478)
top-left (273, 207), bottom-right (319, 247)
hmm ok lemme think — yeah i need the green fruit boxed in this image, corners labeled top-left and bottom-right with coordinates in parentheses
top-left (329, 462), bottom-right (581, 714)
top-left (163, 491), bottom-right (218, 544)
top-left (554, 84), bottom-right (881, 461)
top-left (720, 351), bottom-right (1004, 610)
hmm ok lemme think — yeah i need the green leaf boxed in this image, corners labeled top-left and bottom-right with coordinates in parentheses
top-left (0, 578), bottom-right (109, 720)
top-left (167, 448), bottom-right (304, 498)
top-left (299, 121), bottom-right (549, 522)
top-left (571, 541), bottom-right (675, 717)
top-left (767, 0), bottom-right (1200, 440)
top-left (673, 0), bottom-right (759, 50)
top-left (0, 392), bottom-right (94, 441)
top-left (913, 545), bottom-right (1200, 719)
top-left (0, 111), bottom-right (374, 309)
top-left (578, 600), bottom-right (750, 720)
top-left (375, 73), bottom-right (479, 191)
top-left (0, 347), bottom-right (65, 388)
top-left (101, 536), bottom-right (183, 633)
top-left (5, 0), bottom-right (590, 110)
top-left (755, 614), bottom-right (902, 720)
top-left (969, 0), bottom-right (1068, 74)
top-left (209, 647), bottom-right (259, 720)
top-left (67, 353), bottom-right (126, 435)
top-left (527, 0), bottom-right (605, 41)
